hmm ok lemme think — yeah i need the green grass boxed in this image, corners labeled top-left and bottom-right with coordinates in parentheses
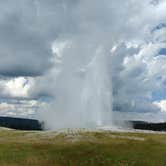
top-left (0, 129), bottom-right (166, 165)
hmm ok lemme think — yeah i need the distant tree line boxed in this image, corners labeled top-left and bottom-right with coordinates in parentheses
top-left (130, 121), bottom-right (166, 131)
top-left (0, 116), bottom-right (43, 130)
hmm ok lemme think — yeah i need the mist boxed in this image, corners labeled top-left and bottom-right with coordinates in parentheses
top-left (31, 0), bottom-right (165, 129)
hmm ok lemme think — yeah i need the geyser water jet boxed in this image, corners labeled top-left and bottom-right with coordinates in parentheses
top-left (80, 47), bottom-right (113, 127)
top-left (40, 41), bottom-right (113, 129)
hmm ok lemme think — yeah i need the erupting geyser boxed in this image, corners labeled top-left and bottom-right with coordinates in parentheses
top-left (79, 47), bottom-right (113, 127)
top-left (40, 40), bottom-right (113, 130)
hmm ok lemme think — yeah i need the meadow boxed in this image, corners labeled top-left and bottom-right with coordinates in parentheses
top-left (0, 128), bottom-right (166, 166)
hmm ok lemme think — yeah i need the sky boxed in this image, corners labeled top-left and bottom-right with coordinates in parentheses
top-left (0, 0), bottom-right (165, 123)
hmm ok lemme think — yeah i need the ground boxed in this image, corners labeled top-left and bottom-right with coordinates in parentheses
top-left (0, 128), bottom-right (166, 166)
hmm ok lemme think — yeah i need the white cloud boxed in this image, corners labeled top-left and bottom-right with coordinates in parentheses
top-left (0, 99), bottom-right (46, 118)
top-left (154, 100), bottom-right (166, 112)
top-left (0, 77), bottom-right (34, 98)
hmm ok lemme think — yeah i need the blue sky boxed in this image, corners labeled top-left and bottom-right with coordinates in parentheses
top-left (159, 48), bottom-right (166, 55)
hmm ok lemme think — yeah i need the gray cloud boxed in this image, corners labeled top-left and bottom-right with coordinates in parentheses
top-left (0, 0), bottom-right (164, 77)
top-left (0, 0), bottom-right (54, 76)
top-left (112, 42), bottom-right (166, 113)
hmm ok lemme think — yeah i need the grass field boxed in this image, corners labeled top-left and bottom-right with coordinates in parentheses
top-left (0, 128), bottom-right (166, 166)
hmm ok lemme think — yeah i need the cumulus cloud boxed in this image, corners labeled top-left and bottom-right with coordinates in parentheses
top-left (0, 99), bottom-right (45, 118)
top-left (111, 42), bottom-right (166, 113)
top-left (154, 100), bottom-right (166, 112)
top-left (0, 77), bottom-right (34, 98)
top-left (0, 0), bottom-right (165, 125)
